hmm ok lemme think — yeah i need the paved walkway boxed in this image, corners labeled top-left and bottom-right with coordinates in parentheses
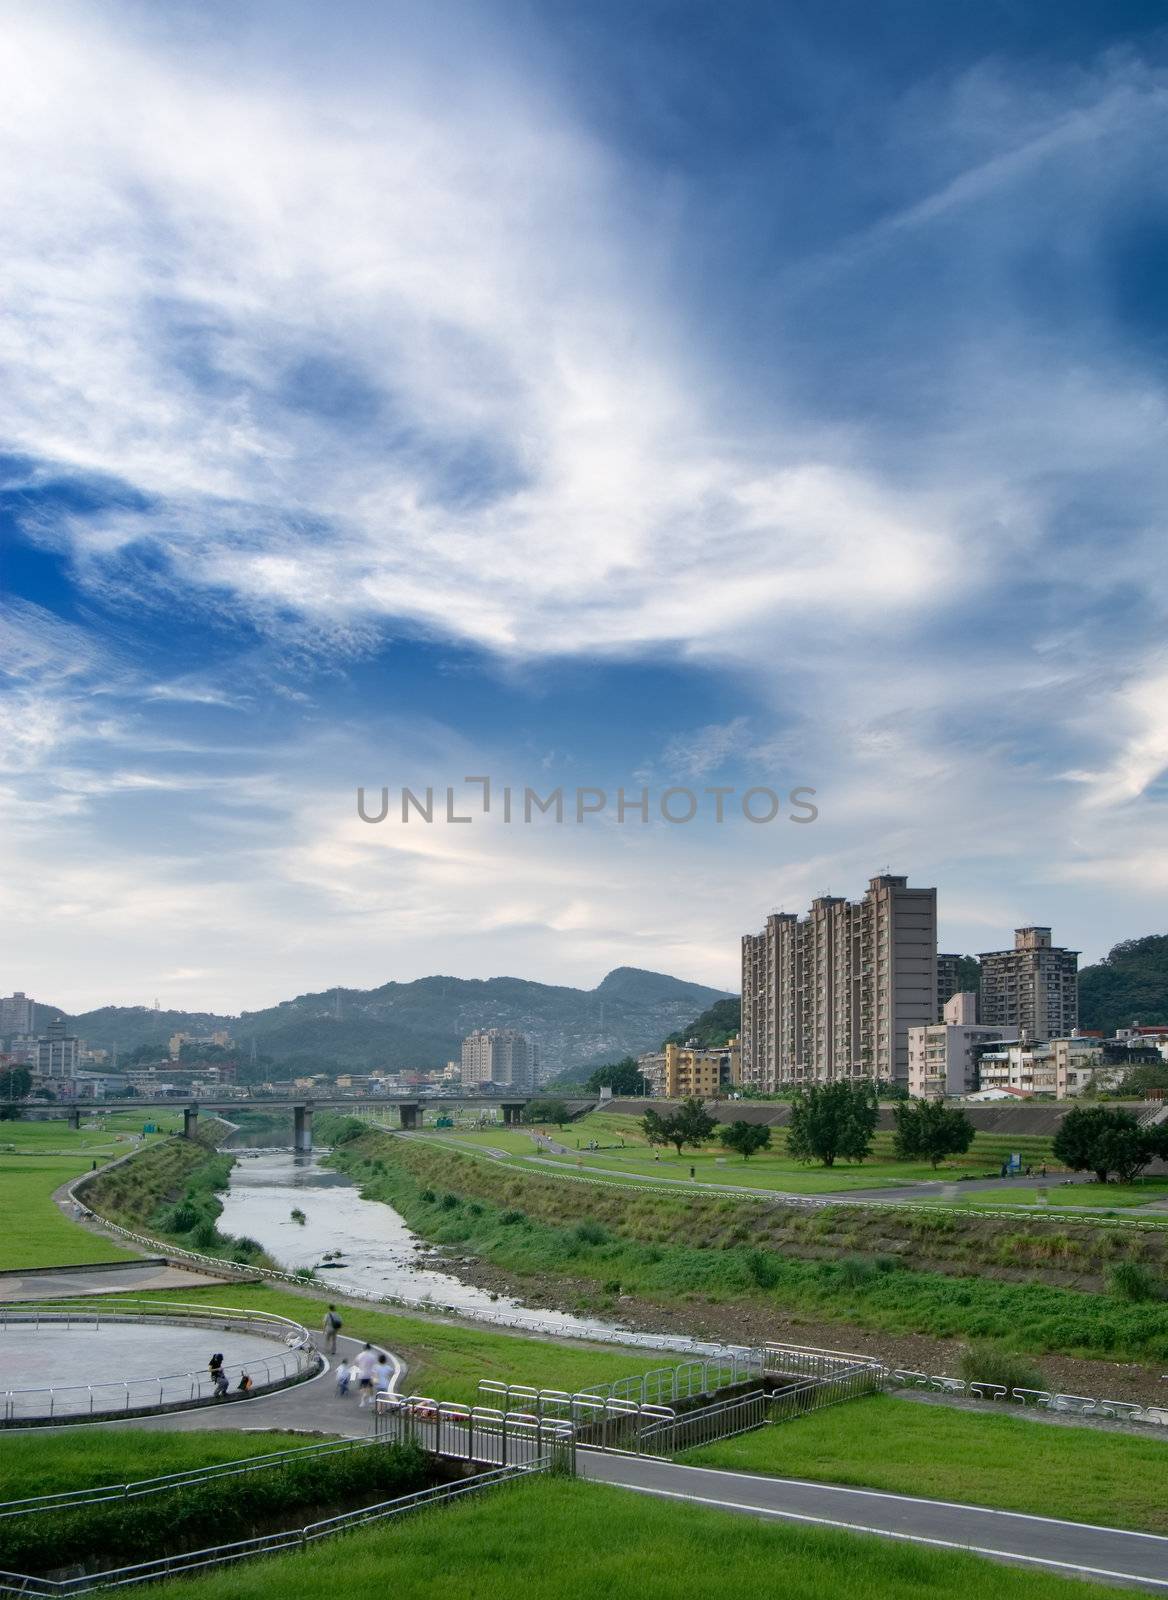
top-left (0, 1261), bottom-right (248, 1302)
top-left (580, 1452), bottom-right (1168, 1591)
top-left (11, 1334), bottom-right (402, 1440)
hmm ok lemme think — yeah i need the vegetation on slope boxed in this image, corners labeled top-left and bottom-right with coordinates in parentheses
top-left (321, 1125), bottom-right (1168, 1362)
top-left (140, 1477), bottom-right (1118, 1600)
top-left (79, 1134), bottom-right (273, 1267)
top-left (1079, 933), bottom-right (1168, 1035)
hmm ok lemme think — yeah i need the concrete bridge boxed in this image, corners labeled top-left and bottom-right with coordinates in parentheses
top-left (0, 1093), bottom-right (555, 1151)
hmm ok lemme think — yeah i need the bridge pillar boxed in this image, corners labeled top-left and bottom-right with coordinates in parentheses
top-left (183, 1106), bottom-right (199, 1140)
top-left (399, 1102), bottom-right (420, 1130)
top-left (293, 1104), bottom-right (313, 1153)
top-left (68, 1105), bottom-right (81, 1130)
top-left (501, 1102), bottom-right (527, 1126)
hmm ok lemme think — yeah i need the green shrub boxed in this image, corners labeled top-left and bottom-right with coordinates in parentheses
top-left (439, 1193), bottom-right (461, 1211)
top-left (957, 1342), bottom-right (1044, 1395)
top-left (500, 1209), bottom-right (526, 1225)
top-left (419, 1188), bottom-right (437, 1204)
top-left (1109, 1261), bottom-right (1162, 1303)
top-left (837, 1256), bottom-right (879, 1289)
top-left (574, 1220), bottom-right (609, 1246)
top-left (744, 1249), bottom-right (781, 1289)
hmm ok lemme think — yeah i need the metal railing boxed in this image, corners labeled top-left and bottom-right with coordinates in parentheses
top-left (374, 1395), bottom-right (576, 1472)
top-left (0, 1462), bottom-right (548, 1596)
top-left (886, 1368), bottom-right (1168, 1425)
top-left (477, 1350), bottom-right (763, 1415)
top-left (764, 1341), bottom-right (883, 1381)
top-left (0, 1300), bottom-right (317, 1423)
top-left (0, 1433), bottom-right (406, 1520)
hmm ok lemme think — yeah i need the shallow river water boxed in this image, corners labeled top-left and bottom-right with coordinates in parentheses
top-left (217, 1148), bottom-right (722, 1353)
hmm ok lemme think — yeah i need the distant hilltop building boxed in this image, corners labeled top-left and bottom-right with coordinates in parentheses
top-left (460, 1028), bottom-right (540, 1092)
top-left (741, 873), bottom-right (937, 1090)
top-left (37, 1016), bottom-right (80, 1078)
top-left (978, 927), bottom-right (1078, 1043)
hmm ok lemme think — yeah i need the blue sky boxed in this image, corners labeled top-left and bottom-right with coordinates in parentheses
top-left (2, 0), bottom-right (1167, 1013)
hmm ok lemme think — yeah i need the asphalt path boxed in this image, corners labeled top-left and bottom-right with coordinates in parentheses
top-left (579, 1451), bottom-right (1168, 1591)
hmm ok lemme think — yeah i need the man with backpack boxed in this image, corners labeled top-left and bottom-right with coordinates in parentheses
top-left (322, 1304), bottom-right (342, 1354)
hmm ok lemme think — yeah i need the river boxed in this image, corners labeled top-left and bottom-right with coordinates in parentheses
top-left (217, 1147), bottom-right (726, 1354)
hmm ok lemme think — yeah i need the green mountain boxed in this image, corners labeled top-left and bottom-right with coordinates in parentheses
top-left (663, 996), bottom-right (741, 1048)
top-left (1079, 934), bottom-right (1168, 1035)
top-left (61, 966), bottom-right (733, 1077)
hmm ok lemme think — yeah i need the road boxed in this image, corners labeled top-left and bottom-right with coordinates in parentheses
top-left (579, 1451), bottom-right (1168, 1591)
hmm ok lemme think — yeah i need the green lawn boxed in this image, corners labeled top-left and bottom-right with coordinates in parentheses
top-left (683, 1393), bottom-right (1168, 1533)
top-left (0, 1429), bottom-right (329, 1500)
top-left (0, 1114), bottom-right (181, 1270)
top-left (511, 1114), bottom-right (1062, 1195)
top-left (97, 1281), bottom-right (670, 1408)
top-left (928, 1181), bottom-right (1168, 1212)
top-left (155, 1475), bottom-right (1116, 1600)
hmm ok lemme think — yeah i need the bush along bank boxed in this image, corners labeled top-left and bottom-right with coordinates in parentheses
top-left (319, 1122), bottom-right (1168, 1365)
top-left (78, 1132), bottom-right (276, 1270)
top-left (0, 1441), bottom-right (434, 1578)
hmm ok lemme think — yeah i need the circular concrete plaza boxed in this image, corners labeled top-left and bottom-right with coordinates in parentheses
top-left (1, 1318), bottom-right (297, 1421)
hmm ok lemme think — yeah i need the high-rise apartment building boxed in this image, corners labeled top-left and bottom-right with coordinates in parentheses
top-left (0, 992), bottom-right (35, 1039)
top-left (36, 1016), bottom-right (80, 1078)
top-left (740, 873), bottom-right (937, 1089)
top-left (459, 1028), bottom-right (540, 1091)
top-left (936, 954), bottom-right (963, 1021)
top-left (978, 927), bottom-right (1078, 1042)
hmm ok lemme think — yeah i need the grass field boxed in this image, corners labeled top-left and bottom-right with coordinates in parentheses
top-left (0, 1113), bottom-right (181, 1270)
top-left (152, 1475), bottom-right (1117, 1600)
top-left (683, 1393), bottom-right (1168, 1533)
top-left (95, 1280), bottom-right (669, 1408)
top-left (0, 1429), bottom-right (330, 1500)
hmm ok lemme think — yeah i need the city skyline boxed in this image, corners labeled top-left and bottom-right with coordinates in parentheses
top-left (4, 2), bottom-right (1168, 1012)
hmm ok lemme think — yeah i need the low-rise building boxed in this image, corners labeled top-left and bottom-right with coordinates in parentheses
top-left (636, 1039), bottom-right (740, 1098)
top-left (907, 993), bottom-right (1004, 1099)
top-left (976, 1035), bottom-right (1120, 1097)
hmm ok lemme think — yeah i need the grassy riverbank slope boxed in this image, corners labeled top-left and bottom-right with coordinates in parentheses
top-left (143, 1476), bottom-right (1117, 1600)
top-left (317, 1123), bottom-right (1168, 1366)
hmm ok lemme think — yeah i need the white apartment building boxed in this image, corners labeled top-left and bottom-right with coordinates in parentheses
top-left (36, 1017), bottom-right (80, 1078)
top-left (460, 1028), bottom-right (540, 1092)
top-left (907, 992), bottom-right (1004, 1099)
top-left (741, 873), bottom-right (937, 1090)
top-left (976, 1035), bottom-right (1117, 1097)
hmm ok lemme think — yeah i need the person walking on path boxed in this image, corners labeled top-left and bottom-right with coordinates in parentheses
top-left (322, 1305), bottom-right (342, 1354)
top-left (374, 1351), bottom-right (394, 1400)
top-left (353, 1342), bottom-right (378, 1407)
top-left (209, 1353), bottom-right (229, 1399)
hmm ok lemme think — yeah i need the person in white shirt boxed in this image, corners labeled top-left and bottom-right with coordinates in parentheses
top-left (353, 1343), bottom-right (378, 1406)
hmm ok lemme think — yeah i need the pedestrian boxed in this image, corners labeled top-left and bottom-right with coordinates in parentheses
top-left (353, 1342), bottom-right (378, 1407)
top-left (374, 1351), bottom-right (393, 1399)
top-left (322, 1304), bottom-right (342, 1354)
top-left (336, 1361), bottom-right (352, 1397)
top-left (209, 1352), bottom-right (228, 1398)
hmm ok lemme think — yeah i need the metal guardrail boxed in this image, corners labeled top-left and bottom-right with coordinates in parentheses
top-left (886, 1369), bottom-right (1168, 1425)
top-left (0, 1462), bottom-right (548, 1596)
top-left (0, 1433), bottom-right (404, 1520)
top-left (374, 1395), bottom-right (576, 1472)
top-left (477, 1350), bottom-right (764, 1414)
top-left (0, 1300), bottom-right (317, 1423)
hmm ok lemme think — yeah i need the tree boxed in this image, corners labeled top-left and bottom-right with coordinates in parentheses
top-left (670, 1096), bottom-right (718, 1153)
top-left (585, 1058), bottom-right (648, 1096)
top-left (786, 1081), bottom-right (878, 1167)
top-left (0, 1065), bottom-right (32, 1120)
top-left (641, 1098), bottom-right (716, 1155)
top-left (664, 998), bottom-right (741, 1049)
top-left (892, 1099), bottom-right (974, 1168)
top-left (1052, 1104), bottom-right (1167, 1184)
top-left (640, 1108), bottom-right (671, 1148)
top-left (525, 1098), bottom-right (571, 1127)
top-left (719, 1120), bottom-right (772, 1160)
